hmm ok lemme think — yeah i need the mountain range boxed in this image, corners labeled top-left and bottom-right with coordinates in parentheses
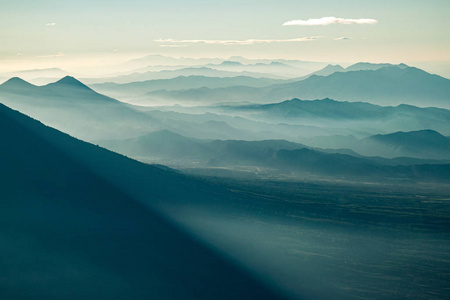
top-left (84, 67), bottom-right (289, 84)
top-left (143, 64), bottom-right (450, 108)
top-left (295, 62), bottom-right (408, 80)
top-left (266, 65), bottom-right (450, 107)
top-left (2, 75), bottom-right (450, 160)
top-left (99, 129), bottom-right (450, 180)
top-left (90, 75), bottom-right (286, 101)
top-left (215, 98), bottom-right (450, 136)
top-left (0, 76), bottom-right (157, 140)
top-left (1, 56), bottom-right (450, 300)
top-left (302, 129), bottom-right (450, 160)
top-left (0, 77), bottom-right (319, 142)
top-left (0, 68), bottom-right (69, 85)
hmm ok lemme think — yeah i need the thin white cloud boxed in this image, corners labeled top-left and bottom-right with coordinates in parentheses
top-left (283, 17), bottom-right (377, 26)
top-left (160, 44), bottom-right (188, 48)
top-left (37, 52), bottom-right (65, 58)
top-left (155, 37), bottom-right (321, 46)
top-left (334, 37), bottom-right (352, 40)
top-left (46, 22), bottom-right (56, 26)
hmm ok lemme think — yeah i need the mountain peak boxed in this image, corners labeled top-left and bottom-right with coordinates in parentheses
top-left (2, 76), bottom-right (33, 85)
top-left (221, 61), bottom-right (243, 66)
top-left (368, 129), bottom-right (449, 144)
top-left (48, 76), bottom-right (92, 91)
top-left (345, 62), bottom-right (396, 72)
top-left (0, 77), bottom-right (36, 91)
top-left (324, 64), bottom-right (344, 69)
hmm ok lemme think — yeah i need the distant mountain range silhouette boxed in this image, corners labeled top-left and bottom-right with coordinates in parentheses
top-left (143, 64), bottom-right (450, 108)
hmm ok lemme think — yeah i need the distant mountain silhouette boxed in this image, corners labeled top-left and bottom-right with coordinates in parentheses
top-left (91, 75), bottom-right (286, 99)
top-left (220, 60), bottom-right (244, 66)
top-left (293, 63), bottom-right (405, 81)
top-left (202, 60), bottom-right (306, 77)
top-left (220, 98), bottom-right (450, 136)
top-left (360, 130), bottom-right (450, 159)
top-left (0, 76), bottom-right (111, 101)
top-left (345, 62), bottom-right (408, 72)
top-left (0, 77), bottom-right (335, 142)
top-left (312, 64), bottom-right (346, 75)
top-left (0, 68), bottom-right (69, 85)
top-left (0, 76), bottom-right (156, 140)
top-left (301, 129), bottom-right (450, 160)
top-left (149, 64), bottom-right (450, 108)
top-left (100, 130), bottom-right (450, 180)
top-left (49, 75), bottom-right (94, 90)
top-left (205, 140), bottom-right (450, 179)
top-left (266, 65), bottom-right (450, 107)
top-left (0, 77), bottom-right (37, 93)
top-left (0, 103), bottom-right (286, 300)
top-left (84, 67), bottom-right (288, 84)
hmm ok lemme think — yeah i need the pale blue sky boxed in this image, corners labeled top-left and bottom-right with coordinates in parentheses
top-left (1, 0), bottom-right (449, 72)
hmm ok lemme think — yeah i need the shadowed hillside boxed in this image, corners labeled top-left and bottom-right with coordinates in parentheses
top-left (0, 103), bottom-right (286, 300)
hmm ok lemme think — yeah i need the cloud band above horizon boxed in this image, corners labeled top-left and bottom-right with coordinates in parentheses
top-left (283, 17), bottom-right (378, 26)
top-left (155, 37), bottom-right (320, 46)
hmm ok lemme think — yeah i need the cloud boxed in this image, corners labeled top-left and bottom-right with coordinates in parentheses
top-left (159, 44), bottom-right (188, 48)
top-left (46, 22), bottom-right (56, 26)
top-left (334, 37), bottom-right (352, 40)
top-left (155, 37), bottom-right (321, 46)
top-left (283, 17), bottom-right (377, 26)
top-left (37, 52), bottom-right (65, 58)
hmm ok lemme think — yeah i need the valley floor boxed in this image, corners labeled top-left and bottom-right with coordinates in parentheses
top-left (162, 173), bottom-right (450, 299)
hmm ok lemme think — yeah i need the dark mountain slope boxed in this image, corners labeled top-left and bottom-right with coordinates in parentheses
top-left (0, 103), bottom-right (285, 300)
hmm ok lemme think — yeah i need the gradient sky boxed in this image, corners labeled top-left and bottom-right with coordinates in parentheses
top-left (1, 0), bottom-right (449, 74)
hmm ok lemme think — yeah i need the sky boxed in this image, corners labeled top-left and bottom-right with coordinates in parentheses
top-left (1, 0), bottom-right (449, 75)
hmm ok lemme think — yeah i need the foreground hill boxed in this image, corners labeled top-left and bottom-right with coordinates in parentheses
top-left (0, 103), bottom-right (285, 300)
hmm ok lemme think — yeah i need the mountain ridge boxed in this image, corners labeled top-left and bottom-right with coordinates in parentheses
top-left (0, 102), bottom-right (285, 300)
